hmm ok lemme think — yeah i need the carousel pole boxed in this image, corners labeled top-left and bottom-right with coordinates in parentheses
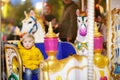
top-left (87, 0), bottom-right (94, 80)
top-left (81, 0), bottom-right (84, 11)
top-left (42, 0), bottom-right (44, 14)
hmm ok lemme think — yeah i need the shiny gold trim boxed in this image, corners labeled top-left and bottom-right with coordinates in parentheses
top-left (40, 61), bottom-right (49, 80)
top-left (106, 0), bottom-right (111, 58)
top-left (94, 66), bottom-right (111, 80)
top-left (94, 49), bottom-right (102, 53)
top-left (44, 55), bottom-right (85, 73)
top-left (94, 22), bottom-right (102, 37)
top-left (66, 65), bottom-right (87, 80)
top-left (5, 44), bottom-right (22, 80)
top-left (111, 8), bottom-right (120, 79)
top-left (46, 51), bottom-right (57, 56)
top-left (45, 22), bottom-right (57, 38)
top-left (94, 53), bottom-right (108, 68)
top-left (80, 11), bottom-right (87, 16)
top-left (55, 76), bottom-right (62, 80)
top-left (12, 56), bottom-right (19, 74)
top-left (105, 1), bottom-right (111, 80)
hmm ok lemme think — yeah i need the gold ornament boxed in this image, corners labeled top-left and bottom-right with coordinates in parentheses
top-left (94, 53), bottom-right (108, 68)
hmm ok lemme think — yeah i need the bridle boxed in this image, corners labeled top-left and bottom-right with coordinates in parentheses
top-left (28, 16), bottom-right (38, 34)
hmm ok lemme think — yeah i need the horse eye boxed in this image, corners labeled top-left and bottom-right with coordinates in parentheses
top-left (86, 19), bottom-right (88, 22)
top-left (28, 21), bottom-right (32, 24)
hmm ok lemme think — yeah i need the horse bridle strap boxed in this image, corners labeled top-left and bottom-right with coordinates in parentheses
top-left (29, 16), bottom-right (38, 34)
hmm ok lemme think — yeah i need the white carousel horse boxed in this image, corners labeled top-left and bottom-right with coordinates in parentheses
top-left (75, 10), bottom-right (110, 80)
top-left (75, 9), bottom-right (88, 56)
top-left (21, 10), bottom-right (45, 43)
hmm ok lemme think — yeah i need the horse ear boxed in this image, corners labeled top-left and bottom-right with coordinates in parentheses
top-left (76, 9), bottom-right (80, 16)
top-left (24, 11), bottom-right (28, 18)
top-left (30, 10), bottom-right (35, 17)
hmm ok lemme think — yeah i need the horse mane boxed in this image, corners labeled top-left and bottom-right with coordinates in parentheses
top-left (23, 10), bottom-right (45, 31)
top-left (35, 14), bottom-right (45, 31)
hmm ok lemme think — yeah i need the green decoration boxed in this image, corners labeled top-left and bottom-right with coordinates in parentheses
top-left (8, 73), bottom-right (18, 80)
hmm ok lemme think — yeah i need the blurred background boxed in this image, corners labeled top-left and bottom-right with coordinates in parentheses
top-left (0, 0), bottom-right (83, 41)
top-left (1, 0), bottom-right (82, 28)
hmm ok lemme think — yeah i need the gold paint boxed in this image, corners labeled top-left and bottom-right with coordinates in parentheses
top-left (41, 55), bottom-right (84, 75)
top-left (71, 54), bottom-right (84, 62)
top-left (94, 22), bottom-right (102, 37)
top-left (99, 70), bottom-right (104, 77)
top-left (46, 57), bottom-right (61, 72)
top-left (55, 76), bottom-right (62, 80)
top-left (66, 65), bottom-right (87, 80)
top-left (43, 71), bottom-right (49, 80)
top-left (94, 49), bottom-right (103, 53)
top-left (46, 51), bottom-right (57, 56)
top-left (106, 0), bottom-right (110, 59)
top-left (111, 8), bottom-right (120, 79)
top-left (40, 61), bottom-right (49, 80)
top-left (5, 44), bottom-right (22, 80)
top-left (12, 57), bottom-right (19, 74)
top-left (45, 22), bottom-right (57, 38)
top-left (94, 53), bottom-right (108, 68)
top-left (80, 11), bottom-right (87, 16)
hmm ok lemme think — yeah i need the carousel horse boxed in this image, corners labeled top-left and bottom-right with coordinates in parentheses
top-left (21, 10), bottom-right (45, 43)
top-left (74, 9), bottom-right (110, 80)
top-left (75, 9), bottom-right (88, 56)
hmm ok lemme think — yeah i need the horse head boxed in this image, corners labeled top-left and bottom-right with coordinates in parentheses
top-left (76, 9), bottom-right (88, 42)
top-left (21, 10), bottom-right (45, 43)
top-left (75, 9), bottom-right (88, 56)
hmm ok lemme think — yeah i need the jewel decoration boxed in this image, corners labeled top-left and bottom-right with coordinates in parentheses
top-left (79, 17), bottom-right (87, 36)
top-left (79, 24), bottom-right (87, 36)
top-left (100, 76), bottom-right (107, 80)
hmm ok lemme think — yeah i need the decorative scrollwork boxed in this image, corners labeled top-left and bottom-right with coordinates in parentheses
top-left (111, 8), bottom-right (120, 79)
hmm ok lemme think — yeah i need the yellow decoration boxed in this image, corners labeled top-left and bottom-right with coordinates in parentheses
top-left (2, 3), bottom-right (8, 18)
top-left (99, 70), bottom-right (104, 77)
top-left (56, 76), bottom-right (62, 80)
top-left (12, 57), bottom-right (19, 74)
top-left (80, 11), bottom-right (87, 16)
top-left (94, 22), bottom-right (102, 37)
top-left (94, 53), bottom-right (108, 68)
top-left (45, 22), bottom-right (57, 38)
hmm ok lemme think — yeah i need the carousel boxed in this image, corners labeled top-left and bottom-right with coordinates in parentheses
top-left (3, 0), bottom-right (120, 80)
